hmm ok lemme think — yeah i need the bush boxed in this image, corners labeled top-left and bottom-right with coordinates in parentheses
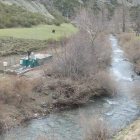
top-left (24, 22), bottom-right (32, 28)
top-left (0, 24), bottom-right (4, 29)
top-left (0, 2), bottom-right (47, 28)
top-left (46, 20), bottom-right (53, 25)
top-left (71, 22), bottom-right (77, 27)
top-left (52, 19), bottom-right (62, 26)
top-left (47, 31), bottom-right (111, 81)
top-left (80, 114), bottom-right (110, 140)
top-left (46, 38), bottom-right (57, 44)
top-left (31, 77), bottom-right (45, 92)
top-left (0, 76), bottom-right (32, 105)
top-left (46, 6), bottom-right (69, 24)
top-left (95, 71), bottom-right (118, 96)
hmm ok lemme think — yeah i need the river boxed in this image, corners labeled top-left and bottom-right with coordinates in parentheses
top-left (1, 35), bottom-right (140, 140)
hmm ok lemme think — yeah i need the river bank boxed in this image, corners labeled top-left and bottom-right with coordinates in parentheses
top-left (114, 118), bottom-right (140, 140)
top-left (0, 30), bottom-right (113, 136)
top-left (117, 32), bottom-right (140, 75)
top-left (0, 34), bottom-right (140, 140)
top-left (0, 68), bottom-right (112, 133)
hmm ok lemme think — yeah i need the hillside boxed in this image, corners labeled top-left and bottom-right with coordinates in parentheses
top-left (0, 2), bottom-right (48, 28)
top-left (1, 0), bottom-right (140, 21)
top-left (0, 0), bottom-right (55, 19)
top-left (0, 1), bottom-right (70, 29)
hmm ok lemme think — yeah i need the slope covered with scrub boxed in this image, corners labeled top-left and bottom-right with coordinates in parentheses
top-left (0, 0), bottom-right (55, 19)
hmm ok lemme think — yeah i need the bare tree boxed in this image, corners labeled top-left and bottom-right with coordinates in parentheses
top-left (75, 8), bottom-right (106, 53)
top-left (110, 2), bottom-right (130, 33)
top-left (46, 9), bottom-right (111, 80)
top-left (131, 9), bottom-right (140, 36)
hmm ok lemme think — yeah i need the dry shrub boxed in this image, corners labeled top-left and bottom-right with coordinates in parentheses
top-left (118, 33), bottom-right (140, 62)
top-left (31, 77), bottom-right (45, 92)
top-left (44, 30), bottom-right (113, 104)
top-left (118, 33), bottom-right (140, 74)
top-left (47, 77), bottom-right (108, 106)
top-left (46, 30), bottom-right (111, 81)
top-left (44, 9), bottom-right (112, 104)
top-left (0, 76), bottom-right (32, 105)
top-left (46, 9), bottom-right (111, 81)
top-left (79, 113), bottom-right (110, 140)
top-left (95, 71), bottom-right (118, 96)
top-left (118, 33), bottom-right (132, 44)
top-left (94, 32), bottom-right (111, 69)
top-left (47, 31), bottom-right (92, 80)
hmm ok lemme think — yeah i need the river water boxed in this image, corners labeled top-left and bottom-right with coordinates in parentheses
top-left (1, 35), bottom-right (140, 140)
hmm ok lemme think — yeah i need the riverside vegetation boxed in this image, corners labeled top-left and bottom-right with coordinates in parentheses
top-left (0, 8), bottom-right (116, 135)
top-left (117, 33), bottom-right (140, 75)
top-left (0, 1), bottom-right (69, 28)
top-left (0, 23), bottom-right (77, 56)
top-left (1, 0), bottom-right (140, 139)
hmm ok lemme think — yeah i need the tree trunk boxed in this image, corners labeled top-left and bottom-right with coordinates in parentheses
top-left (122, 7), bottom-right (126, 32)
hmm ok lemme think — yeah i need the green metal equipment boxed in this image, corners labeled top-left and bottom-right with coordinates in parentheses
top-left (20, 52), bottom-right (52, 68)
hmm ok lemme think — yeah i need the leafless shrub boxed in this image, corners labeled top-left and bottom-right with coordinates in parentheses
top-left (46, 8), bottom-right (111, 81)
top-left (79, 112), bottom-right (110, 140)
top-left (31, 77), bottom-right (45, 92)
top-left (47, 77), bottom-right (110, 106)
top-left (118, 33), bottom-right (132, 43)
top-left (118, 33), bottom-right (140, 63)
top-left (46, 30), bottom-right (111, 81)
top-left (48, 31), bottom-right (92, 80)
top-left (44, 9), bottom-right (113, 106)
top-left (95, 71), bottom-right (118, 96)
top-left (0, 76), bottom-right (33, 105)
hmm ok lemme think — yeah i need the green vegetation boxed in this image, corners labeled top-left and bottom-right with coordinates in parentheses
top-left (46, 6), bottom-right (69, 25)
top-left (118, 32), bottom-right (140, 74)
top-left (105, 0), bottom-right (119, 20)
top-left (0, 23), bottom-right (77, 56)
top-left (0, 2), bottom-right (48, 28)
top-left (0, 23), bottom-right (78, 40)
top-left (130, 5), bottom-right (140, 20)
top-left (51, 0), bottom-right (80, 17)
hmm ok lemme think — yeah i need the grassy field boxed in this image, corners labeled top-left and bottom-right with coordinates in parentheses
top-left (0, 23), bottom-right (77, 40)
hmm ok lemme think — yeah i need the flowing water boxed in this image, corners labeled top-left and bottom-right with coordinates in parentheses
top-left (1, 35), bottom-right (140, 140)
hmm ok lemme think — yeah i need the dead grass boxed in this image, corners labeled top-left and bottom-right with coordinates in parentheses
top-left (0, 75), bottom-right (53, 132)
top-left (96, 71), bottom-right (118, 96)
top-left (118, 32), bottom-right (140, 74)
top-left (79, 113), bottom-right (110, 140)
top-left (0, 76), bottom-right (32, 105)
top-left (31, 77), bottom-right (45, 92)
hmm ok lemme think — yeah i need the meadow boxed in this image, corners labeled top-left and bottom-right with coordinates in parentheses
top-left (0, 23), bottom-right (77, 57)
top-left (0, 23), bottom-right (77, 40)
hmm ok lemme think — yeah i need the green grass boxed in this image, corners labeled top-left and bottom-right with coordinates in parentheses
top-left (0, 23), bottom-right (78, 40)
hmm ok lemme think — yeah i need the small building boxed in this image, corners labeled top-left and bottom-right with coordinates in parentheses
top-left (20, 52), bottom-right (52, 68)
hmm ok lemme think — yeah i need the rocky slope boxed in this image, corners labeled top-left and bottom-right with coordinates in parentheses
top-left (0, 0), bottom-right (55, 19)
top-left (1, 0), bottom-right (139, 20)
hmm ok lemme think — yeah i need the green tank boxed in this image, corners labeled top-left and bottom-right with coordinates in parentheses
top-left (20, 53), bottom-right (52, 68)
